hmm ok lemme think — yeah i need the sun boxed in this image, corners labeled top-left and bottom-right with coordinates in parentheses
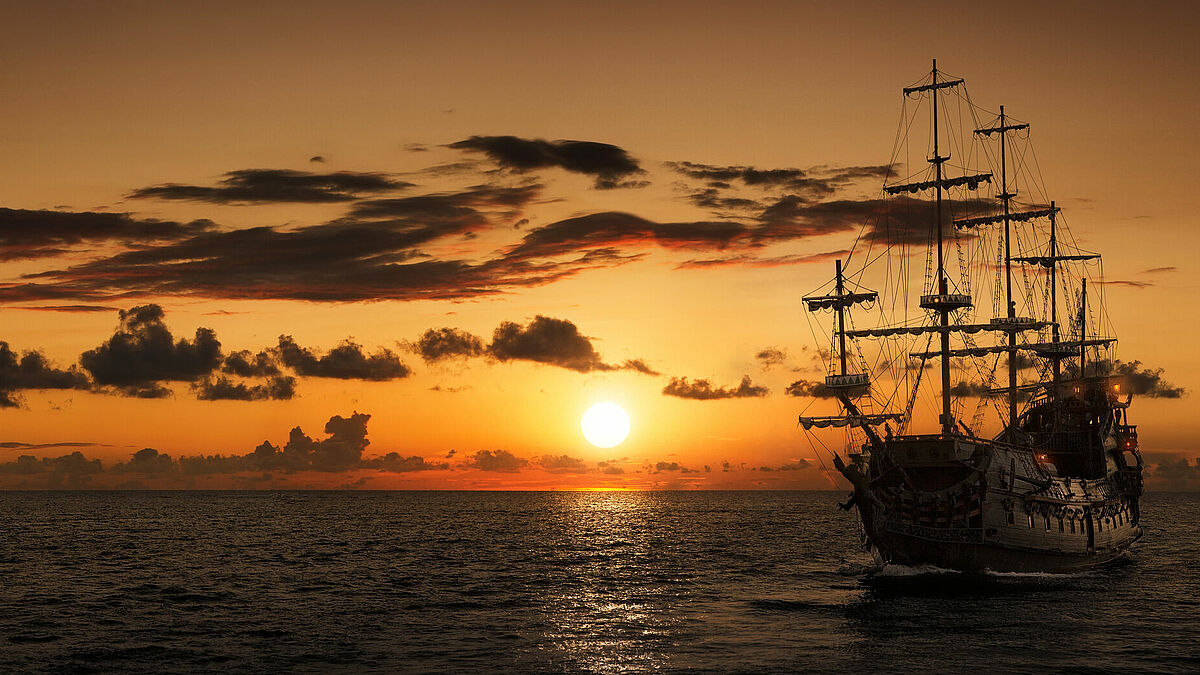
top-left (581, 402), bottom-right (631, 448)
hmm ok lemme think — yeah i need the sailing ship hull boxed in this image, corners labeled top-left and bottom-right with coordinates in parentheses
top-left (840, 434), bottom-right (1143, 573)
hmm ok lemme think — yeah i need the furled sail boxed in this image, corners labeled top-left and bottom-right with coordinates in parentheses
top-left (953, 207), bottom-right (1059, 229)
top-left (844, 321), bottom-right (1053, 338)
top-left (883, 172), bottom-right (993, 194)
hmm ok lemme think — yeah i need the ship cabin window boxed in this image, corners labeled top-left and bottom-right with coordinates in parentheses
top-left (1044, 515), bottom-right (1051, 532)
top-left (1027, 514), bottom-right (1034, 528)
top-left (1096, 518), bottom-right (1103, 534)
top-left (1006, 511), bottom-right (1015, 525)
top-left (1069, 519), bottom-right (1076, 534)
top-left (1058, 518), bottom-right (1064, 533)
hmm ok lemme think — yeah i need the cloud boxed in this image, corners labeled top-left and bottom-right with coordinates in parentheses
top-left (535, 454), bottom-right (590, 473)
top-left (9, 187), bottom-right (593, 304)
top-left (0, 451), bottom-right (103, 487)
top-left (413, 327), bottom-right (485, 362)
top-left (757, 460), bottom-right (812, 472)
top-left (465, 449), bottom-right (527, 472)
top-left (1081, 359), bottom-right (1186, 398)
top-left (449, 136), bottom-right (644, 189)
top-left (363, 453), bottom-right (450, 472)
top-left (193, 375), bottom-right (296, 401)
top-left (0, 207), bottom-right (213, 260)
top-left (0, 441), bottom-right (106, 450)
top-left (654, 461), bottom-right (696, 473)
top-left (129, 169), bottom-right (411, 203)
top-left (669, 161), bottom-right (892, 189)
top-left (78, 304), bottom-right (222, 397)
top-left (276, 336), bottom-right (411, 381)
top-left (663, 375), bottom-right (768, 400)
top-left (948, 381), bottom-right (993, 397)
top-left (4, 305), bottom-right (118, 313)
top-left (0, 342), bottom-right (90, 407)
top-left (676, 249), bottom-right (846, 270)
top-left (783, 379), bottom-right (848, 398)
top-left (488, 315), bottom-right (610, 373)
top-left (112, 447), bottom-right (176, 474)
top-left (620, 358), bottom-right (660, 376)
top-left (222, 350), bottom-right (281, 377)
top-left (0, 412), bottom-right (452, 482)
top-left (503, 211), bottom-right (746, 262)
top-left (309, 155), bottom-right (326, 163)
top-left (756, 348), bottom-right (787, 371)
top-left (1146, 455), bottom-right (1200, 491)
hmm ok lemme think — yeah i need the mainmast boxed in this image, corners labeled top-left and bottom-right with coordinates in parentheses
top-left (994, 106), bottom-right (1029, 435)
top-left (933, 61), bottom-right (952, 434)
top-left (1079, 278), bottom-right (1088, 377)
top-left (1049, 202), bottom-right (1060, 386)
top-left (887, 60), bottom-right (993, 435)
top-left (836, 259), bottom-right (848, 377)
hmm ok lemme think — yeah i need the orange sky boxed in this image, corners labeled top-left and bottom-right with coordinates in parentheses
top-left (0, 1), bottom-right (1196, 490)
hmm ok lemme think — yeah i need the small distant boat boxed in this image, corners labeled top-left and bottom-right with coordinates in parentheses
top-left (798, 61), bottom-right (1143, 572)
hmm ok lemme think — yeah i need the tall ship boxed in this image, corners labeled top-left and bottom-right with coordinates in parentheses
top-left (798, 62), bottom-right (1144, 572)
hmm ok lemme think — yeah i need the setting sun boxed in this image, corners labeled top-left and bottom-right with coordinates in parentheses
top-left (581, 402), bottom-right (631, 448)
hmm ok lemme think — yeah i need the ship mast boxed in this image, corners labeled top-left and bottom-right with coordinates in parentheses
top-left (995, 105), bottom-right (1030, 436)
top-left (1079, 278), bottom-right (1088, 377)
top-left (933, 61), bottom-right (952, 434)
top-left (1049, 202), bottom-right (1059, 386)
top-left (836, 259), bottom-right (848, 377)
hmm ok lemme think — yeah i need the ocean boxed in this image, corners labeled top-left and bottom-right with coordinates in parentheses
top-left (2, 491), bottom-right (1197, 673)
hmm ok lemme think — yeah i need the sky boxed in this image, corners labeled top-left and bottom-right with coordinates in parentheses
top-left (0, 0), bottom-right (1196, 490)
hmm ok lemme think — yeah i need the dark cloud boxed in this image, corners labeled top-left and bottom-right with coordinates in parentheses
top-left (222, 350), bottom-right (281, 377)
top-left (449, 136), bottom-right (644, 189)
top-left (10, 187), bottom-right (584, 304)
top-left (78, 304), bottom-right (222, 397)
top-left (276, 336), bottom-right (411, 381)
top-left (112, 447), bottom-right (176, 474)
top-left (0, 412), bottom-right (450, 482)
top-left (0, 441), bottom-right (105, 450)
top-left (948, 381), bottom-right (993, 398)
top-left (363, 453), bottom-right (450, 472)
top-left (413, 327), bottom-right (485, 362)
top-left (676, 250), bottom-right (847, 270)
top-left (669, 162), bottom-right (893, 200)
top-left (465, 449), bottom-right (527, 472)
top-left (783, 379), bottom-right (847, 398)
top-left (654, 461), bottom-right (696, 473)
top-left (503, 212), bottom-right (746, 262)
top-left (0, 207), bottom-right (213, 260)
top-left (757, 460), bottom-right (811, 472)
top-left (5, 305), bottom-right (118, 313)
top-left (663, 375), bottom-right (768, 400)
top-left (129, 169), bottom-right (411, 203)
top-left (347, 184), bottom-right (539, 233)
top-left (620, 359), bottom-right (660, 376)
top-left (0, 451), bottom-right (103, 487)
top-left (1146, 455), bottom-right (1200, 491)
top-left (488, 315), bottom-right (610, 373)
top-left (1080, 359), bottom-right (1186, 398)
top-left (309, 156), bottom-right (326, 163)
top-left (756, 348), bottom-right (787, 371)
top-left (0, 342), bottom-right (90, 407)
top-left (194, 375), bottom-right (296, 401)
top-left (535, 454), bottom-right (590, 473)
